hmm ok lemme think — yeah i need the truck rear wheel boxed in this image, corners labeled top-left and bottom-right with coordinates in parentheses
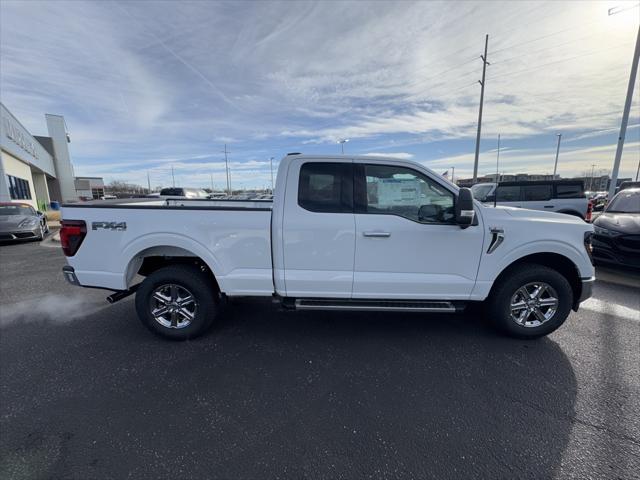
top-left (135, 264), bottom-right (218, 340)
top-left (487, 264), bottom-right (573, 339)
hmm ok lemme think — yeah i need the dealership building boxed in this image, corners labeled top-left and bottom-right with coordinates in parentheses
top-left (1, 102), bottom-right (78, 209)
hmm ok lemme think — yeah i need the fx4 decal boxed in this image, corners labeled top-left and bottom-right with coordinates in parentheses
top-left (92, 221), bottom-right (127, 231)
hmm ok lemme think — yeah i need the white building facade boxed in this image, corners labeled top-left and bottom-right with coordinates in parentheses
top-left (0, 103), bottom-right (78, 209)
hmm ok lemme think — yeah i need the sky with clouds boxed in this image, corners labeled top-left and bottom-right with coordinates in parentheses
top-left (1, 0), bottom-right (638, 190)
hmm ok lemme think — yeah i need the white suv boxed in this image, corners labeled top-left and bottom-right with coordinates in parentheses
top-left (472, 180), bottom-right (588, 220)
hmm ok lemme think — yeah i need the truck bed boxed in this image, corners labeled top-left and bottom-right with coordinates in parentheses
top-left (61, 199), bottom-right (274, 295)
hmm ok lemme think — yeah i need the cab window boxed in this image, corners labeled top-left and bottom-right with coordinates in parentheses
top-left (298, 162), bottom-right (353, 213)
top-left (358, 164), bottom-right (455, 223)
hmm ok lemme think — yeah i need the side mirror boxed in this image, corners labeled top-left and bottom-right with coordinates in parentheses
top-left (37, 211), bottom-right (44, 216)
top-left (418, 204), bottom-right (439, 222)
top-left (455, 188), bottom-right (475, 228)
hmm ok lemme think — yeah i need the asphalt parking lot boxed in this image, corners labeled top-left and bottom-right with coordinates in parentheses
top-left (1, 240), bottom-right (639, 479)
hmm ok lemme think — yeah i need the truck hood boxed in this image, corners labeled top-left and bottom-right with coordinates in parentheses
top-left (481, 205), bottom-right (587, 225)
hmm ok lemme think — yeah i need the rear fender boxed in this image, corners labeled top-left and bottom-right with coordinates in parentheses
top-left (121, 233), bottom-right (225, 290)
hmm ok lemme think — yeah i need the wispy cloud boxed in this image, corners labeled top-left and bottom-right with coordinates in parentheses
top-left (1, 0), bottom-right (638, 187)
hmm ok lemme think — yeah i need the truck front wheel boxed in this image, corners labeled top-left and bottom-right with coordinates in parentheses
top-left (487, 264), bottom-right (573, 339)
top-left (135, 264), bottom-right (218, 340)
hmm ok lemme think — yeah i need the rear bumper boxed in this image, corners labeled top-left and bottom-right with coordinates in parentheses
top-left (62, 265), bottom-right (81, 286)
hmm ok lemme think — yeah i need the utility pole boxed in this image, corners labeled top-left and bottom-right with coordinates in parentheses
top-left (171, 165), bottom-right (175, 187)
top-left (473, 34), bottom-right (490, 183)
top-left (270, 157), bottom-right (275, 192)
top-left (451, 166), bottom-right (455, 184)
top-left (590, 164), bottom-right (597, 191)
top-left (553, 134), bottom-right (562, 178)
top-left (210, 173), bottom-right (214, 191)
top-left (608, 20), bottom-right (640, 199)
top-left (147, 171), bottom-right (151, 193)
top-left (222, 144), bottom-right (231, 195)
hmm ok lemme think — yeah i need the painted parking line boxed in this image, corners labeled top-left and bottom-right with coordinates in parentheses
top-left (580, 298), bottom-right (640, 321)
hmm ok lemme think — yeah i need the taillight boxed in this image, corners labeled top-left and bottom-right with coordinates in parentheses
top-left (586, 201), bottom-right (593, 222)
top-left (60, 220), bottom-right (87, 256)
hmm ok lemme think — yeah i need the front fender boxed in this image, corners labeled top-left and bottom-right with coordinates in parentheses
top-left (470, 239), bottom-right (593, 300)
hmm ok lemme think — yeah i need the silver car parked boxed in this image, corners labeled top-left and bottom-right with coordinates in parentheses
top-left (0, 202), bottom-right (49, 242)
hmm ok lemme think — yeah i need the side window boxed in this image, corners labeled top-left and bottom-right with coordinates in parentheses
top-left (496, 186), bottom-right (521, 202)
top-left (523, 184), bottom-right (552, 201)
top-left (361, 164), bottom-right (455, 223)
top-left (6, 175), bottom-right (32, 200)
top-left (298, 162), bottom-right (353, 213)
top-left (555, 183), bottom-right (584, 198)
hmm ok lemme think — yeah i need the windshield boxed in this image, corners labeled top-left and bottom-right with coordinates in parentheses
top-left (606, 190), bottom-right (640, 213)
top-left (471, 184), bottom-right (494, 201)
top-left (0, 205), bottom-right (34, 216)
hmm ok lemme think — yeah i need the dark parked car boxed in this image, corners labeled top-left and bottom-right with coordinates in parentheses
top-left (592, 188), bottom-right (640, 269)
top-left (0, 202), bottom-right (49, 242)
top-left (617, 180), bottom-right (640, 193)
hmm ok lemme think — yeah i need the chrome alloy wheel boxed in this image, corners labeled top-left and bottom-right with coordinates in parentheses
top-left (509, 282), bottom-right (559, 328)
top-left (149, 284), bottom-right (198, 329)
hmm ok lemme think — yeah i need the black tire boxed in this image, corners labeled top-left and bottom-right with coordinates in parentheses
top-left (135, 264), bottom-right (218, 340)
top-left (487, 264), bottom-right (573, 339)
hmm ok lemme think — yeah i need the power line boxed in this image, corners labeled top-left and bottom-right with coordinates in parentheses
top-left (486, 43), bottom-right (633, 81)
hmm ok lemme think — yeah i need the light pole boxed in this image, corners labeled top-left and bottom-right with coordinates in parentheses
top-left (608, 6), bottom-right (640, 199)
top-left (338, 138), bottom-right (349, 154)
top-left (450, 166), bottom-right (455, 184)
top-left (270, 157), bottom-right (275, 192)
top-left (496, 134), bottom-right (501, 183)
top-left (553, 134), bottom-right (562, 178)
top-left (590, 164), bottom-right (597, 191)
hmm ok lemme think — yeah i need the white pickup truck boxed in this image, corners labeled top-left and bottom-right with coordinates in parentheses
top-left (60, 154), bottom-right (595, 340)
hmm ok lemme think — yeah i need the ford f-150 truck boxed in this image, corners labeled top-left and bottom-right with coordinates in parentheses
top-left (60, 154), bottom-right (595, 340)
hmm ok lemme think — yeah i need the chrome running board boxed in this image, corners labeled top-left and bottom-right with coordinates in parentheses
top-left (294, 299), bottom-right (457, 313)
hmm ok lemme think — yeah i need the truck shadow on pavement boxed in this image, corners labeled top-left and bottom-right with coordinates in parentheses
top-left (1, 297), bottom-right (578, 479)
top-left (115, 298), bottom-right (577, 478)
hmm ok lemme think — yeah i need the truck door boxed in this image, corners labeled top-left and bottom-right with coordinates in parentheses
top-left (280, 159), bottom-right (355, 298)
top-left (352, 161), bottom-right (484, 299)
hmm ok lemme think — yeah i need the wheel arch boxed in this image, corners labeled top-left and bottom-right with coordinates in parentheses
top-left (122, 235), bottom-right (224, 291)
top-left (489, 252), bottom-right (582, 309)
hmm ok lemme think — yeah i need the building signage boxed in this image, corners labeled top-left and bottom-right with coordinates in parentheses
top-left (3, 117), bottom-right (39, 159)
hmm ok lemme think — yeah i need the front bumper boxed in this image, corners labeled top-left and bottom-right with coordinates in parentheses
top-left (578, 276), bottom-right (594, 302)
top-left (0, 226), bottom-right (40, 241)
top-left (574, 276), bottom-right (595, 310)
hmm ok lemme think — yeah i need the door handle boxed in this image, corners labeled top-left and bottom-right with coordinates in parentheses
top-left (363, 231), bottom-right (391, 238)
top-left (544, 205), bottom-right (554, 208)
